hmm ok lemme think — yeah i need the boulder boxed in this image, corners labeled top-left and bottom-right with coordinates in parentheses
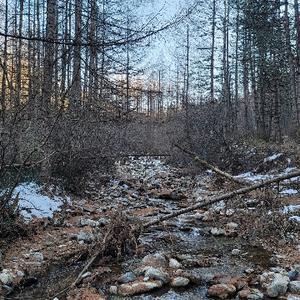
top-left (207, 284), bottom-right (236, 299)
top-left (260, 272), bottom-right (290, 298)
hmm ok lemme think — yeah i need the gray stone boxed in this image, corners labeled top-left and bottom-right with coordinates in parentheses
top-left (98, 218), bottom-right (109, 226)
top-left (0, 269), bottom-right (13, 285)
top-left (231, 249), bottom-right (241, 256)
top-left (260, 272), bottom-right (290, 298)
top-left (210, 227), bottom-right (226, 236)
top-left (118, 272), bottom-right (137, 284)
top-left (79, 218), bottom-right (99, 227)
top-left (144, 267), bottom-right (170, 284)
top-left (142, 253), bottom-right (168, 268)
top-left (226, 222), bottom-right (239, 230)
top-left (16, 270), bottom-right (24, 278)
top-left (76, 231), bottom-right (95, 243)
top-left (289, 281), bottom-right (300, 293)
top-left (109, 285), bottom-right (118, 295)
top-left (169, 258), bottom-right (182, 269)
top-left (171, 277), bottom-right (190, 287)
top-left (32, 252), bottom-right (44, 262)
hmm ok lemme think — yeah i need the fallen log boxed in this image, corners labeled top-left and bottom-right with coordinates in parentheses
top-left (174, 144), bottom-right (250, 186)
top-left (144, 169), bottom-right (300, 228)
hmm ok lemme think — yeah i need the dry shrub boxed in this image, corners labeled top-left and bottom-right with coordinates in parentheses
top-left (100, 212), bottom-right (142, 258)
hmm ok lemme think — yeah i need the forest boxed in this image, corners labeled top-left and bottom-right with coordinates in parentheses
top-left (0, 0), bottom-right (300, 299)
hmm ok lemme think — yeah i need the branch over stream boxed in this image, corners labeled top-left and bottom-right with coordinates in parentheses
top-left (144, 169), bottom-right (300, 228)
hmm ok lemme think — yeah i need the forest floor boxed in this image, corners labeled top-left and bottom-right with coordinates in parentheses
top-left (1, 148), bottom-right (300, 300)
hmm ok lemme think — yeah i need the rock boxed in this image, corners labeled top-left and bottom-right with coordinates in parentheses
top-left (76, 231), bottom-right (95, 243)
top-left (226, 222), bottom-right (239, 230)
top-left (289, 281), bottom-right (300, 293)
top-left (0, 269), bottom-right (13, 285)
top-left (98, 218), bottom-right (109, 226)
top-left (16, 271), bottom-right (24, 278)
top-left (289, 270), bottom-right (299, 281)
top-left (231, 249), bottom-right (241, 256)
top-left (169, 258), bottom-right (182, 269)
top-left (118, 272), bottom-right (137, 284)
top-left (79, 218), bottom-right (99, 227)
top-left (288, 295), bottom-right (300, 300)
top-left (238, 288), bottom-right (264, 300)
top-left (244, 268), bottom-right (255, 275)
top-left (144, 267), bottom-right (170, 284)
top-left (210, 228), bottom-right (226, 236)
top-left (229, 277), bottom-right (249, 291)
top-left (174, 269), bottom-right (202, 285)
top-left (203, 211), bottom-right (213, 221)
top-left (32, 252), bottom-right (44, 262)
top-left (171, 277), bottom-right (190, 287)
top-left (225, 209), bottom-right (235, 216)
top-left (260, 272), bottom-right (290, 298)
top-left (142, 253), bottom-right (168, 268)
top-left (118, 280), bottom-right (163, 296)
top-left (207, 284), bottom-right (236, 299)
top-left (109, 285), bottom-right (118, 295)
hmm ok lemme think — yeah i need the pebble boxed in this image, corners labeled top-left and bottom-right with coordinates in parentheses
top-left (231, 249), bottom-right (241, 256)
top-left (32, 252), bottom-right (44, 262)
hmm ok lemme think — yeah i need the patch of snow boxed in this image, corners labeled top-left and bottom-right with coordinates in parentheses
top-left (282, 205), bottom-right (300, 214)
top-left (2, 182), bottom-right (69, 220)
top-left (290, 216), bottom-right (300, 223)
top-left (264, 153), bottom-right (283, 163)
top-left (280, 189), bottom-right (299, 196)
top-left (235, 172), bottom-right (273, 182)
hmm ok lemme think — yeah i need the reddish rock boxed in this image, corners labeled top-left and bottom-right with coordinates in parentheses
top-left (118, 280), bottom-right (163, 296)
top-left (207, 283), bottom-right (236, 299)
top-left (229, 276), bottom-right (249, 291)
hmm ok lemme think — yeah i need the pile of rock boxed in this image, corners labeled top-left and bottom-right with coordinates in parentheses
top-left (109, 253), bottom-right (201, 297)
top-left (207, 268), bottom-right (300, 299)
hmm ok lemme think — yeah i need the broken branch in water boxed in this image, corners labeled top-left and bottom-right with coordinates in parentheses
top-left (174, 144), bottom-right (250, 186)
top-left (144, 169), bottom-right (300, 228)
